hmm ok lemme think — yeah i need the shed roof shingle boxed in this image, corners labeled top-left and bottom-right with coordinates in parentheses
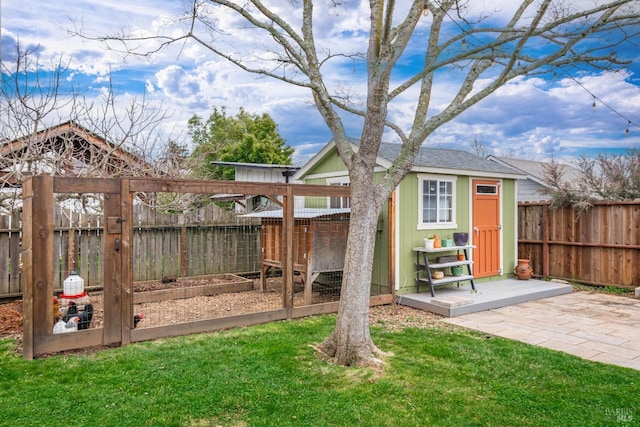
top-left (352, 139), bottom-right (522, 176)
top-left (380, 142), bottom-right (520, 175)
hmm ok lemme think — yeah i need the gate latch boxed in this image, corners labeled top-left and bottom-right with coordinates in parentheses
top-left (107, 216), bottom-right (123, 234)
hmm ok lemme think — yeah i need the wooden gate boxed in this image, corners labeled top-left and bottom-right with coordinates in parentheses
top-left (22, 176), bottom-right (127, 358)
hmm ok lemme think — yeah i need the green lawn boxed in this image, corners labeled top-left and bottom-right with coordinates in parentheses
top-left (0, 314), bottom-right (637, 426)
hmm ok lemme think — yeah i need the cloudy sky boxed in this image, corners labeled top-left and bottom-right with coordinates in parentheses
top-left (2, 0), bottom-right (639, 165)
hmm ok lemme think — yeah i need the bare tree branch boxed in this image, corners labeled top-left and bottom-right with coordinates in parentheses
top-left (0, 46), bottom-right (188, 214)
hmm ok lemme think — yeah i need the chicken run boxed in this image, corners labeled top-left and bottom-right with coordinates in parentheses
top-left (59, 276), bottom-right (297, 332)
top-left (1, 274), bottom-right (344, 337)
top-left (14, 175), bottom-right (406, 358)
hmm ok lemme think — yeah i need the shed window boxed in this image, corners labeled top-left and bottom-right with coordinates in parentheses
top-left (476, 184), bottom-right (497, 194)
top-left (327, 178), bottom-right (350, 209)
top-left (418, 175), bottom-right (456, 229)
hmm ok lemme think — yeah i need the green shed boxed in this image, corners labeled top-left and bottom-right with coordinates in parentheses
top-left (294, 139), bottom-right (525, 296)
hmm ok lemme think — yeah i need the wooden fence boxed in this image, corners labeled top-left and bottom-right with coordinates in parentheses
top-left (517, 201), bottom-right (640, 288)
top-left (0, 204), bottom-right (261, 297)
top-left (0, 211), bottom-right (20, 296)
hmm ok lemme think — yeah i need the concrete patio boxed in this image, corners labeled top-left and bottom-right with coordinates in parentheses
top-left (396, 278), bottom-right (573, 317)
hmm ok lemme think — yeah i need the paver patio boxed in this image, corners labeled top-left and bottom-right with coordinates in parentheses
top-left (444, 291), bottom-right (640, 371)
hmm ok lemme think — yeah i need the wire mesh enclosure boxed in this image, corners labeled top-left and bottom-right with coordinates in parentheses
top-left (20, 176), bottom-right (393, 359)
top-left (245, 206), bottom-right (350, 306)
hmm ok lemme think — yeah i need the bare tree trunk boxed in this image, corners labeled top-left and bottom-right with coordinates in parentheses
top-left (318, 167), bottom-right (387, 366)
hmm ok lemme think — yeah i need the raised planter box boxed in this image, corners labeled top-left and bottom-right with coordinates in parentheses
top-left (133, 274), bottom-right (254, 304)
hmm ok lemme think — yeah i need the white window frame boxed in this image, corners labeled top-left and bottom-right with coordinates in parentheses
top-left (326, 176), bottom-right (350, 209)
top-left (417, 174), bottom-right (457, 230)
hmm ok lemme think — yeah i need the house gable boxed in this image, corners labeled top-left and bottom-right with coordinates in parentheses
top-left (0, 121), bottom-right (156, 186)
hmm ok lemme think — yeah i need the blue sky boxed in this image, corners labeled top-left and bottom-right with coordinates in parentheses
top-left (2, 1), bottom-right (639, 165)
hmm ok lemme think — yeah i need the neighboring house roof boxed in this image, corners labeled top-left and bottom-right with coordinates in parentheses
top-left (210, 161), bottom-right (300, 183)
top-left (211, 161), bottom-right (300, 172)
top-left (486, 156), bottom-right (582, 202)
top-left (0, 121), bottom-right (156, 186)
top-left (486, 156), bottom-right (581, 187)
top-left (295, 139), bottom-right (525, 179)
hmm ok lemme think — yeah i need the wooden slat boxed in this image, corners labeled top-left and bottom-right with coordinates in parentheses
top-left (0, 216), bottom-right (9, 295)
top-left (179, 223), bottom-right (187, 276)
top-left (21, 176), bottom-right (35, 360)
top-left (133, 278), bottom-right (253, 303)
top-left (130, 310), bottom-right (288, 342)
top-left (388, 191), bottom-right (396, 295)
top-left (282, 185), bottom-right (294, 311)
top-left (32, 176), bottom-right (55, 340)
top-left (129, 177), bottom-right (288, 196)
top-left (53, 177), bottom-right (120, 194)
top-left (120, 178), bottom-right (133, 345)
top-left (34, 329), bottom-right (105, 355)
top-left (290, 294), bottom-right (393, 319)
top-left (153, 226), bottom-right (162, 278)
top-left (292, 301), bottom-right (340, 318)
top-left (9, 209), bottom-right (21, 293)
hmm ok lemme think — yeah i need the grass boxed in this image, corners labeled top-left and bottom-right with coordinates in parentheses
top-left (0, 315), bottom-right (638, 427)
top-left (570, 282), bottom-right (636, 298)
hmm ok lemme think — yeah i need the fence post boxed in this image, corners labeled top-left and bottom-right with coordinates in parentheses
top-left (120, 178), bottom-right (133, 345)
top-left (103, 188), bottom-right (123, 345)
top-left (388, 191), bottom-right (396, 296)
top-left (0, 215), bottom-right (9, 296)
top-left (542, 204), bottom-right (550, 277)
top-left (10, 209), bottom-right (21, 293)
top-left (22, 175), bottom-right (55, 360)
top-left (282, 184), bottom-right (294, 316)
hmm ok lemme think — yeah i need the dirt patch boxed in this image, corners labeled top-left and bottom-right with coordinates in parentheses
top-left (368, 303), bottom-right (444, 330)
top-left (0, 300), bottom-right (22, 338)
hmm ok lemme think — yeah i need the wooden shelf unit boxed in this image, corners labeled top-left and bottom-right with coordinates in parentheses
top-left (413, 245), bottom-right (476, 297)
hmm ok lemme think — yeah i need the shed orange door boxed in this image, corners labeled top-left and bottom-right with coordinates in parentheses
top-left (472, 180), bottom-right (501, 278)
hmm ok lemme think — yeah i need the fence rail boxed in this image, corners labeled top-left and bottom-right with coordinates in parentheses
top-left (517, 201), bottom-right (640, 288)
